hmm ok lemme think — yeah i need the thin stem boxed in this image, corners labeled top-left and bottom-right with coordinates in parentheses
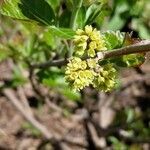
top-left (97, 40), bottom-right (150, 60)
top-left (30, 40), bottom-right (150, 69)
top-left (31, 59), bottom-right (67, 69)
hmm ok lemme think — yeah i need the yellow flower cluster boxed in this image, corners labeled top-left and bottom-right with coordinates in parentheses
top-left (93, 64), bottom-right (117, 92)
top-left (74, 25), bottom-right (106, 57)
top-left (65, 57), bottom-right (97, 91)
top-left (65, 25), bottom-right (117, 92)
top-left (65, 57), bottom-right (117, 91)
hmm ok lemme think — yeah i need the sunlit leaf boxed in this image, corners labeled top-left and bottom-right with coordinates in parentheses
top-left (48, 26), bottom-right (75, 39)
top-left (0, 0), bottom-right (27, 20)
top-left (103, 31), bottom-right (125, 50)
top-left (0, 0), bottom-right (55, 25)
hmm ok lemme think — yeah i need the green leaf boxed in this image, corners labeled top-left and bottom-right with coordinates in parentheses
top-left (8, 66), bottom-right (27, 87)
top-left (42, 29), bottom-right (56, 49)
top-left (109, 136), bottom-right (128, 150)
top-left (107, 14), bottom-right (126, 31)
top-left (85, 3), bottom-right (103, 24)
top-left (48, 26), bottom-right (75, 39)
top-left (95, 4), bottom-right (111, 27)
top-left (60, 88), bottom-right (81, 101)
top-left (103, 31), bottom-right (125, 50)
top-left (122, 53), bottom-right (145, 67)
top-left (18, 0), bottom-right (55, 25)
top-left (43, 76), bottom-right (81, 101)
top-left (0, 0), bottom-right (55, 25)
top-left (37, 67), bottom-right (64, 86)
top-left (107, 0), bottom-right (129, 30)
top-left (37, 67), bottom-right (80, 101)
top-left (109, 53), bottom-right (145, 68)
top-left (138, 23), bottom-right (150, 39)
top-left (76, 7), bottom-right (86, 29)
top-left (125, 107), bottom-right (134, 123)
top-left (59, 9), bottom-right (71, 28)
top-left (45, 0), bottom-right (61, 12)
top-left (0, 0), bottom-right (27, 20)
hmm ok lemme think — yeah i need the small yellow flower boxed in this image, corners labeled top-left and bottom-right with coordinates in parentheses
top-left (85, 25), bottom-right (93, 35)
top-left (80, 61), bottom-right (87, 70)
top-left (65, 25), bottom-right (117, 92)
top-left (78, 70), bottom-right (85, 79)
top-left (73, 25), bottom-right (107, 57)
top-left (85, 70), bottom-right (95, 80)
top-left (65, 57), bottom-right (96, 91)
top-left (76, 29), bottom-right (84, 35)
top-left (87, 49), bottom-right (96, 57)
top-left (93, 64), bottom-right (117, 92)
top-left (69, 72), bottom-right (78, 80)
top-left (89, 41), bottom-right (97, 49)
top-left (73, 79), bottom-right (83, 90)
top-left (74, 35), bottom-right (88, 43)
top-left (87, 58), bottom-right (98, 69)
top-left (78, 42), bottom-right (87, 51)
top-left (66, 57), bottom-right (81, 72)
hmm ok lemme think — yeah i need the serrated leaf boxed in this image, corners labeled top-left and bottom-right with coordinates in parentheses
top-left (122, 53), bottom-right (145, 67)
top-left (0, 0), bottom-right (55, 25)
top-left (19, 0), bottom-right (55, 25)
top-left (48, 26), bottom-right (75, 39)
top-left (0, 0), bottom-right (27, 20)
top-left (109, 53), bottom-right (145, 68)
top-left (103, 31), bottom-right (125, 50)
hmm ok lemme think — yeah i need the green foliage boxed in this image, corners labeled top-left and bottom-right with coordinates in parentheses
top-left (0, 0), bottom-right (149, 148)
top-left (37, 67), bottom-right (81, 101)
top-left (109, 136), bottom-right (128, 150)
top-left (85, 1), bottom-right (108, 25)
top-left (0, 0), bottom-right (55, 25)
top-left (0, 0), bottom-right (27, 20)
top-left (104, 0), bottom-right (150, 39)
top-left (48, 26), bottom-right (75, 39)
top-left (18, 0), bottom-right (55, 25)
top-left (100, 31), bottom-right (145, 68)
top-left (46, 0), bottom-right (61, 13)
top-left (10, 66), bottom-right (27, 87)
top-left (0, 0), bottom-right (147, 92)
top-left (103, 31), bottom-right (125, 50)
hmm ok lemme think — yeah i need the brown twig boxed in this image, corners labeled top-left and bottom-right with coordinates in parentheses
top-left (3, 88), bottom-right (54, 140)
top-left (87, 122), bottom-right (106, 149)
top-left (28, 67), bottom-right (63, 113)
top-left (97, 40), bottom-right (150, 60)
top-left (30, 40), bottom-right (150, 69)
top-left (31, 59), bottom-right (67, 69)
top-left (17, 86), bottom-right (33, 115)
